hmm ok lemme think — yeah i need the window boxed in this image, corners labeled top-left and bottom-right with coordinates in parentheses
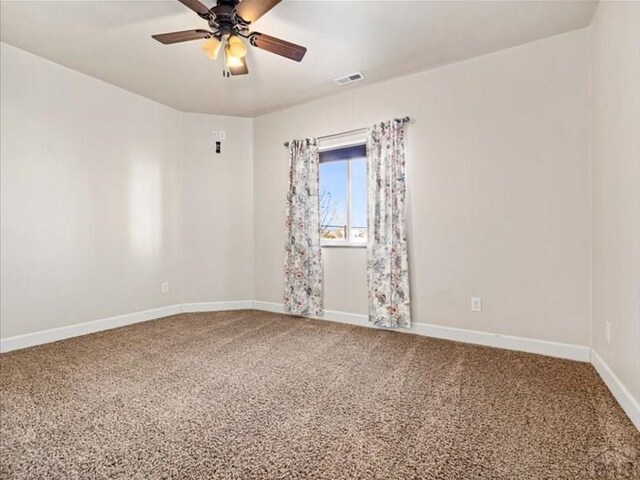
top-left (319, 143), bottom-right (367, 246)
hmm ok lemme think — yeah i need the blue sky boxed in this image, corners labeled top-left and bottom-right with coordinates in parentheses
top-left (320, 157), bottom-right (367, 228)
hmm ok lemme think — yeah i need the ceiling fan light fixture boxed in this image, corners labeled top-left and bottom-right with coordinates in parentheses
top-left (201, 37), bottom-right (221, 60)
top-left (227, 35), bottom-right (248, 59)
top-left (225, 50), bottom-right (245, 68)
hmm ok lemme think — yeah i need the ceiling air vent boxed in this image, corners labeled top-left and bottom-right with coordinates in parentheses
top-left (334, 72), bottom-right (365, 86)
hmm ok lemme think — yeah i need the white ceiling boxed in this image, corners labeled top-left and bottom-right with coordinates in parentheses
top-left (0, 0), bottom-right (597, 117)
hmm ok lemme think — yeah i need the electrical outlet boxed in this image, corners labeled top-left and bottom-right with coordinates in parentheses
top-left (605, 321), bottom-right (611, 343)
top-left (219, 130), bottom-right (226, 140)
top-left (212, 130), bottom-right (219, 141)
top-left (471, 297), bottom-right (482, 312)
top-left (161, 282), bottom-right (169, 293)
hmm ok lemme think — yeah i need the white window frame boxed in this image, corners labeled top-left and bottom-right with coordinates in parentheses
top-left (319, 139), bottom-right (367, 248)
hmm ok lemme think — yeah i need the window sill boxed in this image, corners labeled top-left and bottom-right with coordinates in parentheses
top-left (321, 244), bottom-right (367, 249)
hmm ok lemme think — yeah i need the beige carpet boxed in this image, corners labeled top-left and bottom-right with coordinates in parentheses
top-left (1, 310), bottom-right (639, 479)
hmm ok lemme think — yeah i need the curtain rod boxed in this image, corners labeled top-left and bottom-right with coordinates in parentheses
top-left (283, 116), bottom-right (410, 148)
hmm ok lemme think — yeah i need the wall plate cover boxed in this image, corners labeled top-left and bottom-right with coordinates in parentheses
top-left (471, 297), bottom-right (482, 312)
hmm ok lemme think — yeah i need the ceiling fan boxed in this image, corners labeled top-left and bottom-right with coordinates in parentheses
top-left (152, 0), bottom-right (307, 77)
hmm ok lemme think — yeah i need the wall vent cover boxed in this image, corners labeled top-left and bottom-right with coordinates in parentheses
top-left (334, 72), bottom-right (365, 86)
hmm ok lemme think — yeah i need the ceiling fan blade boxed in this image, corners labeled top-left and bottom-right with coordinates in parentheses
top-left (236, 0), bottom-right (281, 24)
top-left (249, 33), bottom-right (306, 62)
top-left (177, 0), bottom-right (210, 15)
top-left (152, 30), bottom-right (211, 45)
top-left (229, 57), bottom-right (249, 76)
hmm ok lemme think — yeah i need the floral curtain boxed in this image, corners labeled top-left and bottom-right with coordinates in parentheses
top-left (367, 120), bottom-right (411, 328)
top-left (283, 138), bottom-right (323, 316)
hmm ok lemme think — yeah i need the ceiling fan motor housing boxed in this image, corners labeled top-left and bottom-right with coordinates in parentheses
top-left (210, 0), bottom-right (248, 32)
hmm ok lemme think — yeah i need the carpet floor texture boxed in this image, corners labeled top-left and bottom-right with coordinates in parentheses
top-left (1, 310), bottom-right (639, 479)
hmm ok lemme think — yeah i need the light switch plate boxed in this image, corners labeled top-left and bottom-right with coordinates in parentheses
top-left (471, 297), bottom-right (482, 312)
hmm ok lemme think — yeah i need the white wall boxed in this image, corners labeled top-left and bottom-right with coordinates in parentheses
top-left (253, 28), bottom-right (592, 347)
top-left (590, 1), bottom-right (640, 404)
top-left (0, 43), bottom-right (253, 338)
top-left (181, 113), bottom-right (254, 303)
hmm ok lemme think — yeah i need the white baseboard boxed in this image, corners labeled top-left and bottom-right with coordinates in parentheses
top-left (182, 301), bottom-right (254, 313)
top-left (251, 301), bottom-right (285, 314)
top-left (0, 304), bottom-right (183, 353)
top-left (252, 301), bottom-right (591, 362)
top-left (0, 300), bottom-right (593, 363)
top-left (252, 301), bottom-right (370, 327)
top-left (411, 323), bottom-right (591, 362)
top-left (591, 350), bottom-right (640, 432)
top-left (0, 301), bottom-right (253, 353)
